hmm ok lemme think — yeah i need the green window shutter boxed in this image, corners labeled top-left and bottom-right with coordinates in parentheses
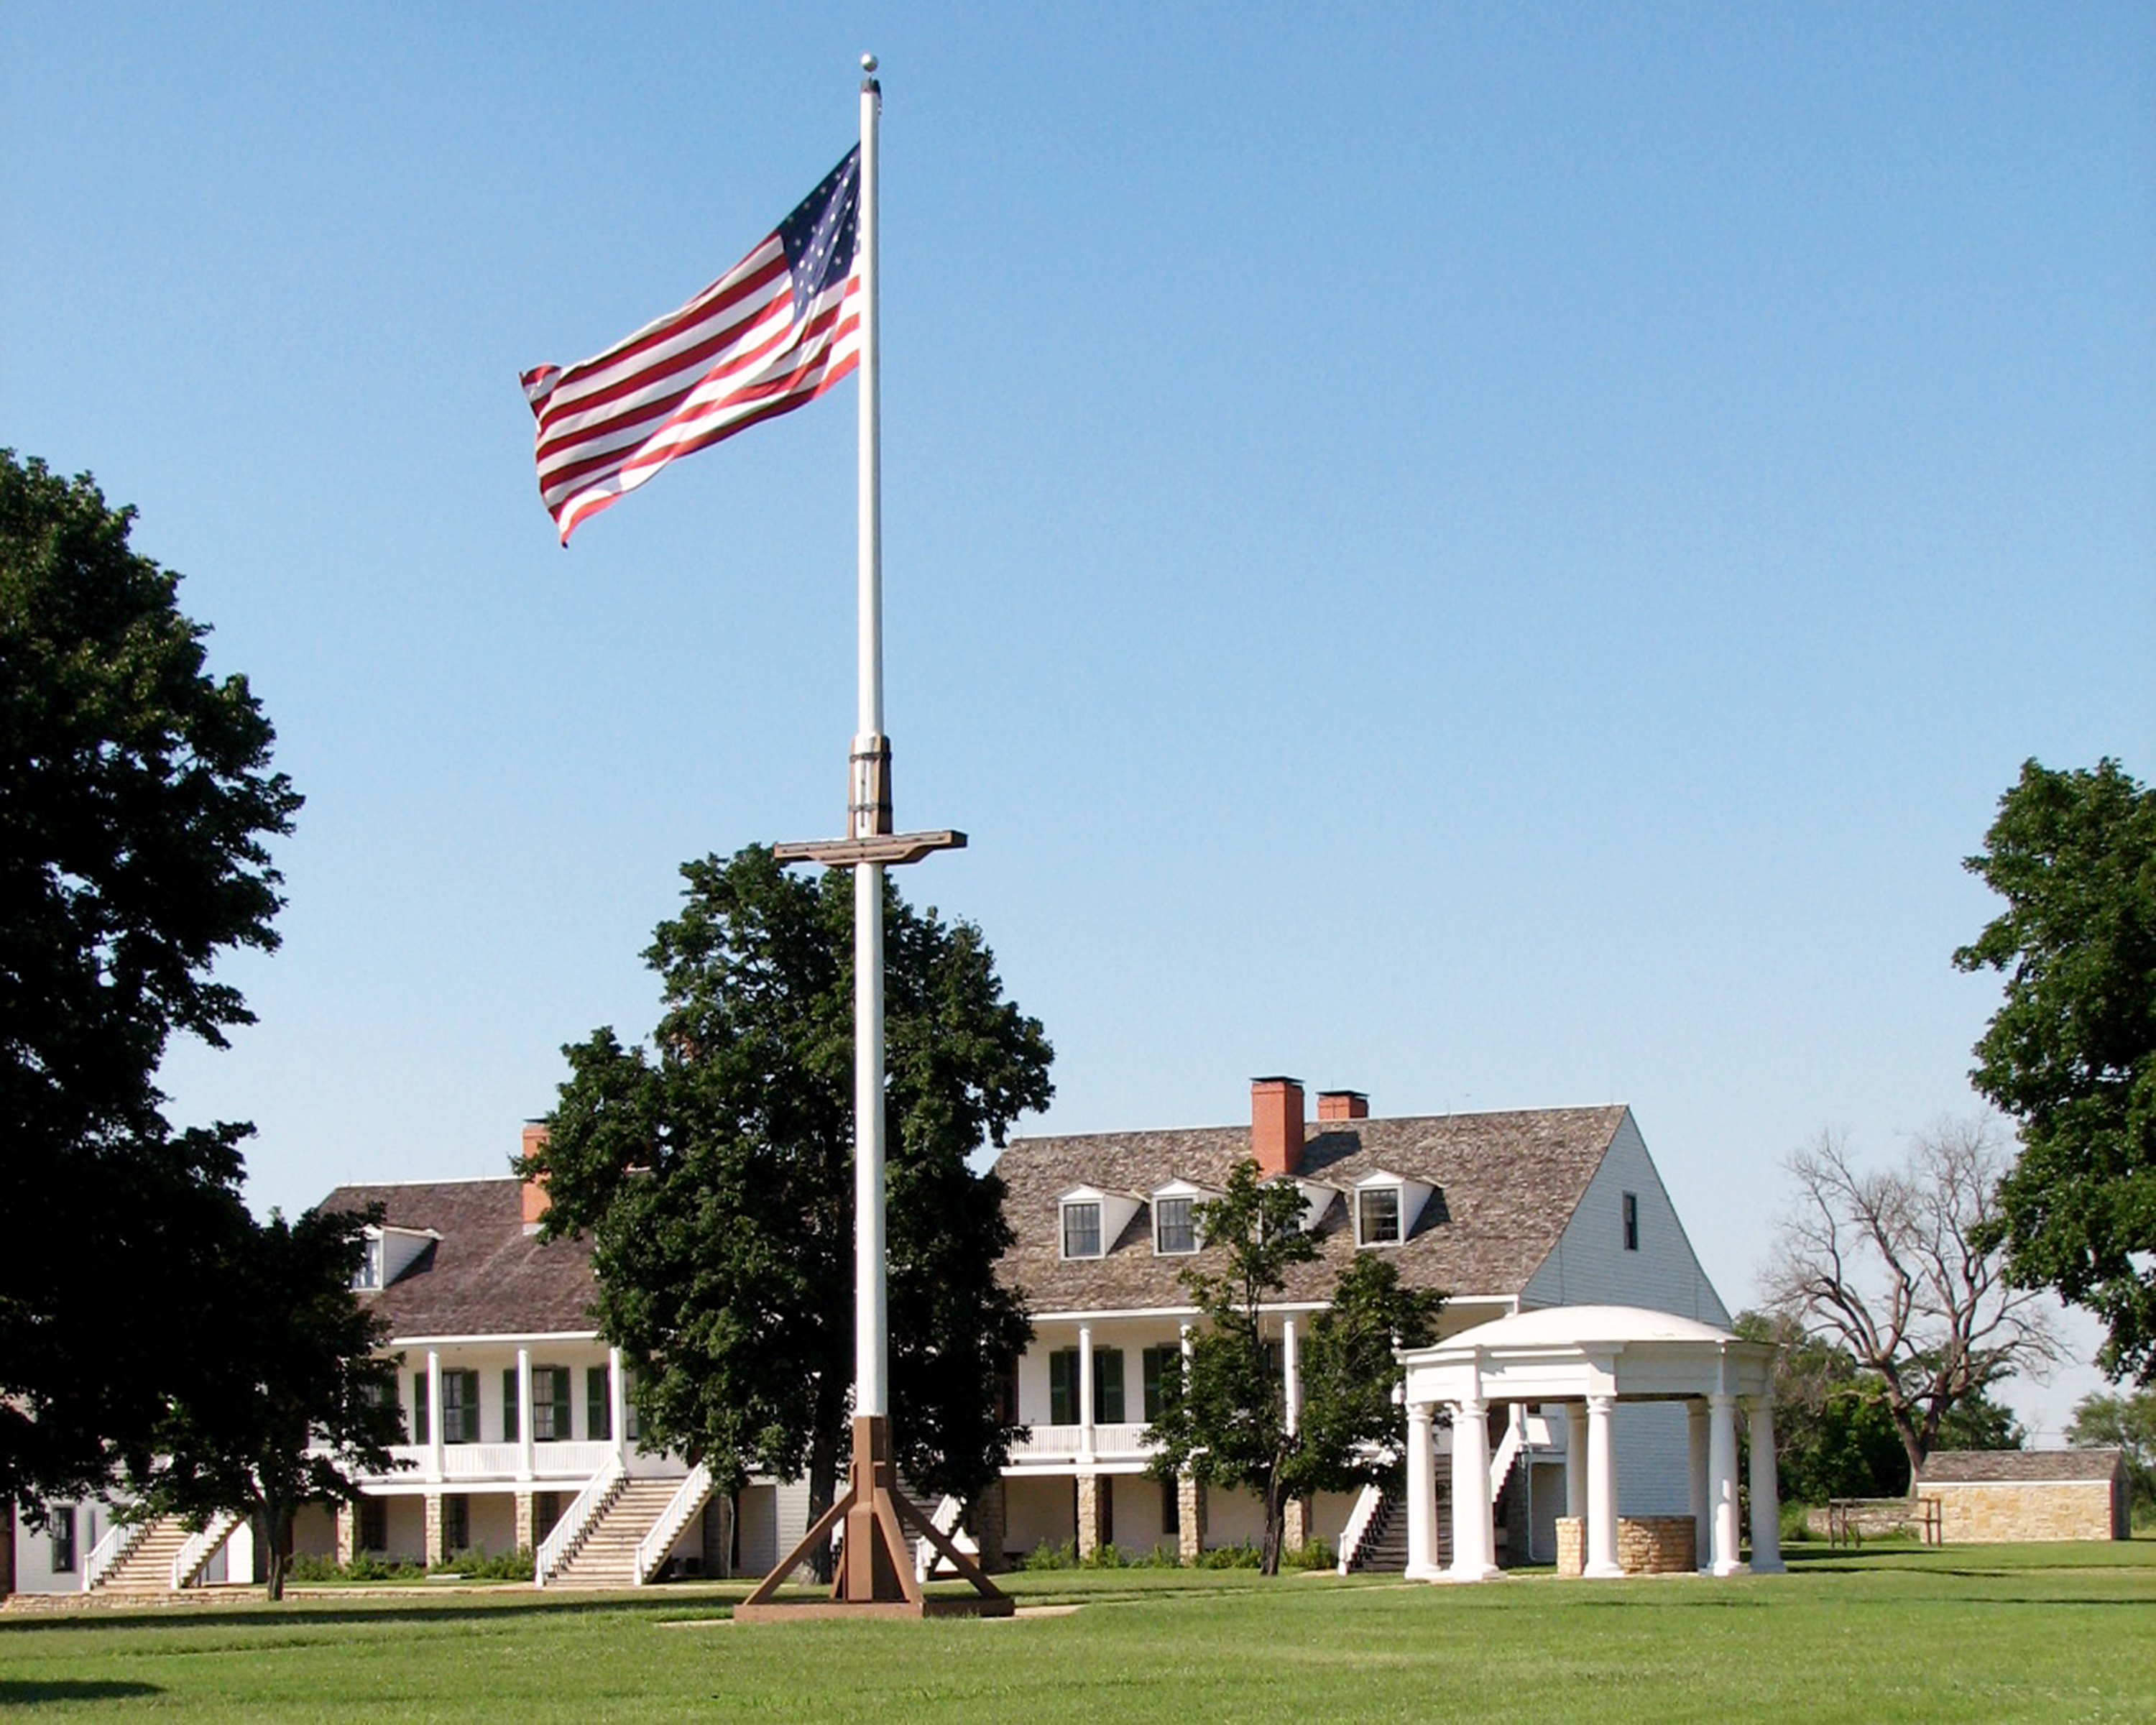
top-left (1095, 1350), bottom-right (1125, 1424)
top-left (1143, 1348), bottom-right (1179, 1422)
top-left (1049, 1350), bottom-right (1074, 1426)
top-left (502, 1369), bottom-right (519, 1443)
top-left (548, 1368), bottom-right (571, 1442)
top-left (587, 1366), bottom-right (611, 1441)
top-left (412, 1375), bottom-right (429, 1445)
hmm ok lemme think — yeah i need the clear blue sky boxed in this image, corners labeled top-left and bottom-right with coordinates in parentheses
top-left (6, 3), bottom-right (2151, 1438)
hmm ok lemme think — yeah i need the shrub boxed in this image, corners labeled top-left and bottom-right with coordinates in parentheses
top-left (1019, 1539), bottom-right (1079, 1571)
top-left (429, 1547), bottom-right (536, 1582)
top-left (1281, 1538), bottom-right (1337, 1571)
top-left (1193, 1542), bottom-right (1263, 1569)
top-left (1079, 1541), bottom-right (1130, 1570)
top-left (1130, 1543), bottom-right (1184, 1569)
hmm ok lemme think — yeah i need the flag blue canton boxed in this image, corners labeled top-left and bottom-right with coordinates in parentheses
top-left (779, 147), bottom-right (860, 326)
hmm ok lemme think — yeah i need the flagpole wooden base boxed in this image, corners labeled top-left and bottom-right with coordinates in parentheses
top-left (732, 1414), bottom-right (1013, 1622)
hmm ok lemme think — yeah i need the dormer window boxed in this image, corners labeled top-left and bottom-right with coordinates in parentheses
top-left (1058, 1184), bottom-right (1141, 1260)
top-left (1062, 1200), bottom-right (1102, 1259)
top-left (1154, 1197), bottom-right (1196, 1255)
top-left (1356, 1185), bottom-right (1402, 1246)
top-left (351, 1222), bottom-right (436, 1291)
top-left (1350, 1168), bottom-right (1434, 1248)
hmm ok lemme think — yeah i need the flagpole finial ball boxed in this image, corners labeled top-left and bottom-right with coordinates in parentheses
top-left (860, 52), bottom-right (877, 73)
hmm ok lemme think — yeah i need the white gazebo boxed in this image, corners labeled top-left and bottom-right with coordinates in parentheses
top-left (1397, 1305), bottom-right (1782, 1581)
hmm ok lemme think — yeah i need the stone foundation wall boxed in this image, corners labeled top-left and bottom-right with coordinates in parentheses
top-left (1554, 1514), bottom-right (1695, 1576)
top-left (1074, 1474), bottom-right (1108, 1558)
top-left (1555, 1517), bottom-right (1583, 1578)
top-left (1617, 1515), bottom-right (1696, 1574)
top-left (1176, 1475), bottom-right (1206, 1565)
top-left (1932, 1481), bottom-right (2123, 1543)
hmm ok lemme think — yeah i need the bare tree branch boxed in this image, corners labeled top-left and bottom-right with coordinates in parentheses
top-left (1763, 1116), bottom-right (2065, 1489)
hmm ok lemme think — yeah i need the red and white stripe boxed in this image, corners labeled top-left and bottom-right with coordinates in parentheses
top-left (523, 234), bottom-right (860, 545)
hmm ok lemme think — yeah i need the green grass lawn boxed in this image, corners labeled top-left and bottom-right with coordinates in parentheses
top-left (4, 1542), bottom-right (2152, 1724)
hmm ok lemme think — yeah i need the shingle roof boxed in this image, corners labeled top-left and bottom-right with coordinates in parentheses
top-left (992, 1105), bottom-right (1628, 1314)
top-left (323, 1179), bottom-right (599, 1338)
top-left (1920, 1448), bottom-right (2127, 1484)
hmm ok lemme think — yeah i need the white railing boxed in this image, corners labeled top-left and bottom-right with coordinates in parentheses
top-left (171, 1511), bottom-right (238, 1590)
top-left (369, 1440), bottom-right (617, 1484)
top-left (83, 1517), bottom-right (151, 1593)
top-left (913, 1494), bottom-right (975, 1583)
top-left (534, 1452), bottom-right (623, 1588)
top-left (632, 1463), bottom-right (711, 1586)
top-left (1488, 1405), bottom-right (1529, 1502)
top-left (1335, 1481), bottom-right (1387, 1576)
top-left (1010, 1422), bottom-right (1155, 1462)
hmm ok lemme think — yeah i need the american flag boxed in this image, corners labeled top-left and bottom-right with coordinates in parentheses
top-left (522, 147), bottom-right (862, 545)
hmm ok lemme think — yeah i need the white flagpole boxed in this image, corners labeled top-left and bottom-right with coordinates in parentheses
top-left (852, 54), bottom-right (888, 1425)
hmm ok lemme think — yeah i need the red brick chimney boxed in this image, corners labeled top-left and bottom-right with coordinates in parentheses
top-left (520, 1122), bottom-right (550, 1227)
top-left (1251, 1077), bottom-right (1306, 1177)
top-left (1317, 1090), bottom-right (1369, 1122)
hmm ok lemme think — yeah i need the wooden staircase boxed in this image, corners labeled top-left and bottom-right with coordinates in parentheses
top-left (545, 1480), bottom-right (683, 1589)
top-left (95, 1518), bottom-right (193, 1595)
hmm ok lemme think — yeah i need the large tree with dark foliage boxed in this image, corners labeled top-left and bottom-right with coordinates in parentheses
top-left (0, 451), bottom-right (300, 1515)
top-left (128, 1205), bottom-right (405, 1599)
top-left (1144, 1162), bottom-right (1445, 1573)
top-left (1955, 758), bottom-right (2156, 1382)
top-left (525, 847), bottom-right (1051, 1552)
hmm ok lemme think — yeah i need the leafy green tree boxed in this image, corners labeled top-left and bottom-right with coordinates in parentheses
top-left (1, 451), bottom-right (300, 1516)
top-left (1955, 758), bottom-right (2156, 1383)
top-left (2066, 1386), bottom-right (2155, 1519)
top-left (1735, 1312), bottom-right (1910, 1501)
top-left (526, 847), bottom-right (1050, 1551)
top-left (128, 1205), bottom-right (405, 1599)
top-left (1145, 1163), bottom-right (1445, 1573)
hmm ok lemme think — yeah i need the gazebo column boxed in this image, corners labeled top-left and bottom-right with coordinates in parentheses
top-left (1583, 1392), bottom-right (1621, 1578)
top-left (1448, 1396), bottom-right (1498, 1581)
top-left (1747, 1397), bottom-right (1784, 1573)
top-left (1560, 1402), bottom-right (1585, 1522)
top-left (1688, 1399), bottom-right (1711, 1572)
top-left (1404, 1399), bottom-right (1440, 1580)
top-left (1708, 1391), bottom-right (1743, 1576)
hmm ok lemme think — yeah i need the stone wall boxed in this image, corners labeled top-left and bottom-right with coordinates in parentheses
top-left (1616, 1515), bottom-right (1695, 1574)
top-left (1554, 1514), bottom-right (1695, 1576)
top-left (1556, 1517), bottom-right (1583, 1578)
top-left (1931, 1481), bottom-right (2123, 1543)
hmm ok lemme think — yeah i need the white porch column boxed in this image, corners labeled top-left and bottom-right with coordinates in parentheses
top-left (1583, 1393), bottom-right (1620, 1578)
top-left (1708, 1391), bottom-right (1743, 1576)
top-left (1077, 1323), bottom-right (1096, 1465)
top-left (1561, 1402), bottom-right (1585, 1523)
top-left (608, 1346), bottom-right (627, 1462)
top-left (1404, 1399), bottom-right (1439, 1579)
top-left (1688, 1399), bottom-right (1711, 1573)
top-left (517, 1348), bottom-right (534, 1480)
top-left (425, 1348), bottom-right (444, 1480)
top-left (1448, 1396), bottom-right (1498, 1581)
top-left (1748, 1397), bottom-right (1784, 1573)
top-left (1282, 1317), bottom-right (1301, 1437)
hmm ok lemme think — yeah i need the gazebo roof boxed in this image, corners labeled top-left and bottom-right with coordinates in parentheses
top-left (1444, 1304), bottom-right (1738, 1353)
top-left (1399, 1301), bottom-right (1774, 1404)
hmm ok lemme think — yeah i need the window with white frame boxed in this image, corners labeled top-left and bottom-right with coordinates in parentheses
top-left (1355, 1184), bottom-right (1403, 1246)
top-left (353, 1232), bottom-right (383, 1291)
top-left (49, 1504), bottom-right (76, 1573)
top-left (1061, 1200), bottom-right (1102, 1259)
top-left (1153, 1195), bottom-right (1197, 1255)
